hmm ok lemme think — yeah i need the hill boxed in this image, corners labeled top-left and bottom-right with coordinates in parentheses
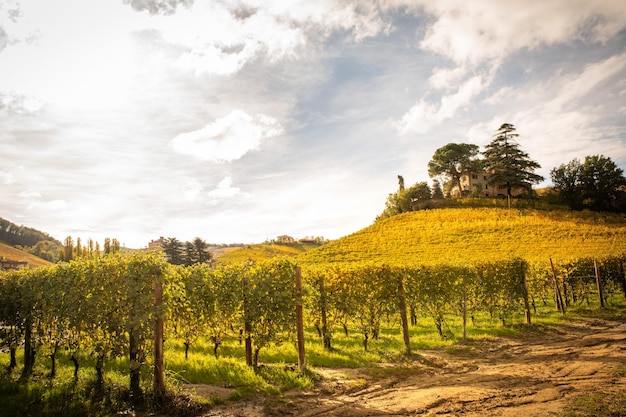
top-left (297, 207), bottom-right (626, 267)
top-left (0, 241), bottom-right (52, 268)
top-left (215, 242), bottom-right (320, 265)
top-left (0, 216), bottom-right (62, 247)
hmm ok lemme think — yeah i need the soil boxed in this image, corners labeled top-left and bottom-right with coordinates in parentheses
top-left (195, 318), bottom-right (626, 416)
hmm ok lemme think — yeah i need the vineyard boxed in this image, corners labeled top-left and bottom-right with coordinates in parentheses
top-left (216, 241), bottom-right (318, 265)
top-left (1, 207), bottom-right (626, 415)
top-left (297, 207), bottom-right (626, 266)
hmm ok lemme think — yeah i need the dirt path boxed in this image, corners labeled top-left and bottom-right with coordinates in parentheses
top-left (201, 318), bottom-right (626, 416)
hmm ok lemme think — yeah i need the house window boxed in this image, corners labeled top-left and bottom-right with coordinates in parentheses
top-left (484, 176), bottom-right (488, 180)
top-left (485, 184), bottom-right (489, 189)
top-left (472, 174), bottom-right (478, 179)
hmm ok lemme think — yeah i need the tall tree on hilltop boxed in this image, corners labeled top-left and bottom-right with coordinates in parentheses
top-left (184, 241), bottom-right (195, 266)
top-left (190, 237), bottom-right (212, 265)
top-left (550, 159), bottom-right (583, 209)
top-left (428, 143), bottom-right (482, 198)
top-left (482, 123), bottom-right (543, 198)
top-left (162, 237), bottom-right (185, 265)
top-left (551, 154), bottom-right (626, 212)
top-left (162, 237), bottom-right (212, 266)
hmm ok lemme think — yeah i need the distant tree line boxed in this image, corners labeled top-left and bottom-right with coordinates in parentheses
top-left (161, 237), bottom-right (213, 266)
top-left (379, 123), bottom-right (626, 219)
top-left (60, 236), bottom-right (121, 262)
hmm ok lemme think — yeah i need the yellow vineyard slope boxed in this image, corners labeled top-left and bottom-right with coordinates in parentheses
top-left (0, 241), bottom-right (52, 268)
top-left (298, 207), bottom-right (626, 267)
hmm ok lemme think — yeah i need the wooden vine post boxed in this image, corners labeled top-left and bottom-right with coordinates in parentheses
top-left (520, 261), bottom-right (532, 324)
top-left (318, 275), bottom-right (331, 350)
top-left (20, 317), bottom-right (33, 379)
top-left (295, 266), bottom-right (306, 370)
top-left (129, 275), bottom-right (141, 402)
top-left (153, 278), bottom-right (165, 398)
top-left (242, 277), bottom-right (253, 366)
top-left (397, 274), bottom-right (411, 355)
top-left (462, 274), bottom-right (467, 340)
top-left (549, 259), bottom-right (566, 314)
top-left (129, 329), bottom-right (141, 401)
top-left (619, 260), bottom-right (626, 301)
top-left (594, 259), bottom-right (605, 309)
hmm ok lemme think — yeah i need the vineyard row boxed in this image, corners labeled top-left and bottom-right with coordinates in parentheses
top-left (1, 252), bottom-right (625, 397)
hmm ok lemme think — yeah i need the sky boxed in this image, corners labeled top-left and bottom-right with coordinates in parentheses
top-left (1, 0), bottom-right (625, 248)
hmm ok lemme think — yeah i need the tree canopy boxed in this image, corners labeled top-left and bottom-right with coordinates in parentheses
top-left (482, 123), bottom-right (543, 197)
top-left (428, 143), bottom-right (482, 197)
top-left (162, 237), bottom-right (213, 266)
top-left (377, 181), bottom-right (434, 220)
top-left (551, 154), bottom-right (626, 212)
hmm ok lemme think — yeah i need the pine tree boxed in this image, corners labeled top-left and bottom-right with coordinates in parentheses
top-left (482, 123), bottom-right (543, 198)
top-left (162, 237), bottom-right (185, 265)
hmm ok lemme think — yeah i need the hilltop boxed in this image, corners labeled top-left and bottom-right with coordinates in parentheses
top-left (296, 207), bottom-right (626, 267)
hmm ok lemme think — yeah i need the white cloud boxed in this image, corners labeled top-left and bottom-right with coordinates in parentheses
top-left (144, 0), bottom-right (389, 76)
top-left (0, 170), bottom-right (15, 185)
top-left (415, 0), bottom-right (626, 65)
top-left (27, 199), bottom-right (68, 212)
top-left (170, 110), bottom-right (283, 162)
top-left (18, 189), bottom-right (40, 198)
top-left (123, 0), bottom-right (193, 15)
top-left (547, 52), bottom-right (626, 111)
top-left (153, 2), bottom-right (305, 75)
top-left (0, 91), bottom-right (44, 113)
top-left (0, 1), bottom-right (141, 110)
top-left (428, 66), bottom-right (467, 90)
top-left (207, 177), bottom-right (243, 204)
top-left (394, 76), bottom-right (483, 134)
top-left (240, 0), bottom-right (390, 41)
top-left (483, 86), bottom-right (515, 105)
top-left (182, 178), bottom-right (202, 202)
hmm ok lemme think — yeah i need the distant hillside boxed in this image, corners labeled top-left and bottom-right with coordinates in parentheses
top-left (0, 216), bottom-right (62, 247)
top-left (297, 207), bottom-right (626, 267)
top-left (0, 241), bottom-right (52, 268)
top-left (215, 242), bottom-right (320, 265)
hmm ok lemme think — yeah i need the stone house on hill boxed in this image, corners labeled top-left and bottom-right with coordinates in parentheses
top-left (276, 235), bottom-right (295, 244)
top-left (148, 237), bottom-right (165, 250)
top-left (456, 172), bottom-right (527, 198)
